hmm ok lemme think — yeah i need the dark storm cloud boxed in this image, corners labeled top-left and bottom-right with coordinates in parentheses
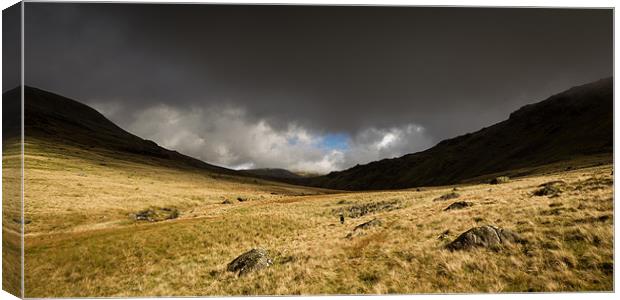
top-left (2, 2), bottom-right (20, 92)
top-left (23, 3), bottom-right (613, 172)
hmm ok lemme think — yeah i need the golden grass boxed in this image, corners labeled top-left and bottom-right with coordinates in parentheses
top-left (2, 140), bottom-right (23, 297)
top-left (10, 139), bottom-right (615, 296)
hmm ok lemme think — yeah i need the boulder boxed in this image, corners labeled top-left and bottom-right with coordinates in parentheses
top-left (446, 225), bottom-right (525, 251)
top-left (222, 199), bottom-right (233, 204)
top-left (227, 248), bottom-right (273, 276)
top-left (534, 180), bottom-right (566, 196)
top-left (433, 192), bottom-right (460, 202)
top-left (444, 201), bottom-right (473, 211)
top-left (346, 218), bottom-right (383, 239)
top-left (353, 218), bottom-right (382, 231)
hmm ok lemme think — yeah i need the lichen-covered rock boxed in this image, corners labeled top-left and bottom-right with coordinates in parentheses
top-left (227, 248), bottom-right (273, 276)
top-left (335, 200), bottom-right (401, 218)
top-left (446, 225), bottom-right (525, 251)
top-left (134, 207), bottom-right (179, 222)
top-left (444, 201), bottom-right (473, 211)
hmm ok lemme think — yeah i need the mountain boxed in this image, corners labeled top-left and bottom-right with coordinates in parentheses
top-left (5, 86), bottom-right (236, 175)
top-left (4, 77), bottom-right (612, 191)
top-left (239, 168), bottom-right (304, 180)
top-left (303, 77), bottom-right (613, 190)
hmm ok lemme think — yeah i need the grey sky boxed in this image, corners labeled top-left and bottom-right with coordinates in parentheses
top-left (22, 3), bottom-right (613, 172)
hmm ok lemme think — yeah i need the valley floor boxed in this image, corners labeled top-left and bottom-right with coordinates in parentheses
top-left (3, 140), bottom-right (614, 296)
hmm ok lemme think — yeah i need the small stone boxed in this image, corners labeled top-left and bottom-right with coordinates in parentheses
top-left (599, 262), bottom-right (613, 275)
top-left (438, 229), bottom-right (451, 240)
top-left (353, 218), bottom-right (382, 231)
top-left (12, 218), bottom-right (31, 225)
top-left (434, 192), bottom-right (460, 202)
top-left (444, 201), bottom-right (473, 211)
top-left (490, 176), bottom-right (510, 184)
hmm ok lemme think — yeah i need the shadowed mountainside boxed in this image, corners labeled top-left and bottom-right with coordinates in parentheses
top-left (239, 168), bottom-right (304, 179)
top-left (302, 77), bottom-right (613, 190)
top-left (4, 86), bottom-right (236, 175)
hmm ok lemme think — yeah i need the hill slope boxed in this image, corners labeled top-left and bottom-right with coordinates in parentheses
top-left (239, 168), bottom-right (304, 179)
top-left (5, 77), bottom-right (613, 191)
top-left (6, 86), bottom-right (236, 175)
top-left (305, 77), bottom-right (613, 190)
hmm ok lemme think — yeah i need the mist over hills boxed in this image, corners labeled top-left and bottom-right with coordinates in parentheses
top-left (4, 77), bottom-right (613, 190)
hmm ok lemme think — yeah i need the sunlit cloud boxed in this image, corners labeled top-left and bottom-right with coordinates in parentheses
top-left (92, 102), bottom-right (434, 174)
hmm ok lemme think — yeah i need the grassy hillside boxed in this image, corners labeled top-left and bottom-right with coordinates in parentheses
top-left (304, 78), bottom-right (613, 190)
top-left (239, 168), bottom-right (304, 180)
top-left (0, 87), bottom-right (334, 295)
top-left (2, 140), bottom-right (22, 297)
top-left (20, 137), bottom-right (330, 236)
top-left (16, 86), bottom-right (239, 175)
top-left (21, 140), bottom-right (613, 296)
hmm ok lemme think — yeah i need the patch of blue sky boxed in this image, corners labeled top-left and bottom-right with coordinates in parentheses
top-left (319, 133), bottom-right (350, 151)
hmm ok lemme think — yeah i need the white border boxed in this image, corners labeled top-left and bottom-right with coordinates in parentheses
top-left (0, 1), bottom-right (616, 300)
